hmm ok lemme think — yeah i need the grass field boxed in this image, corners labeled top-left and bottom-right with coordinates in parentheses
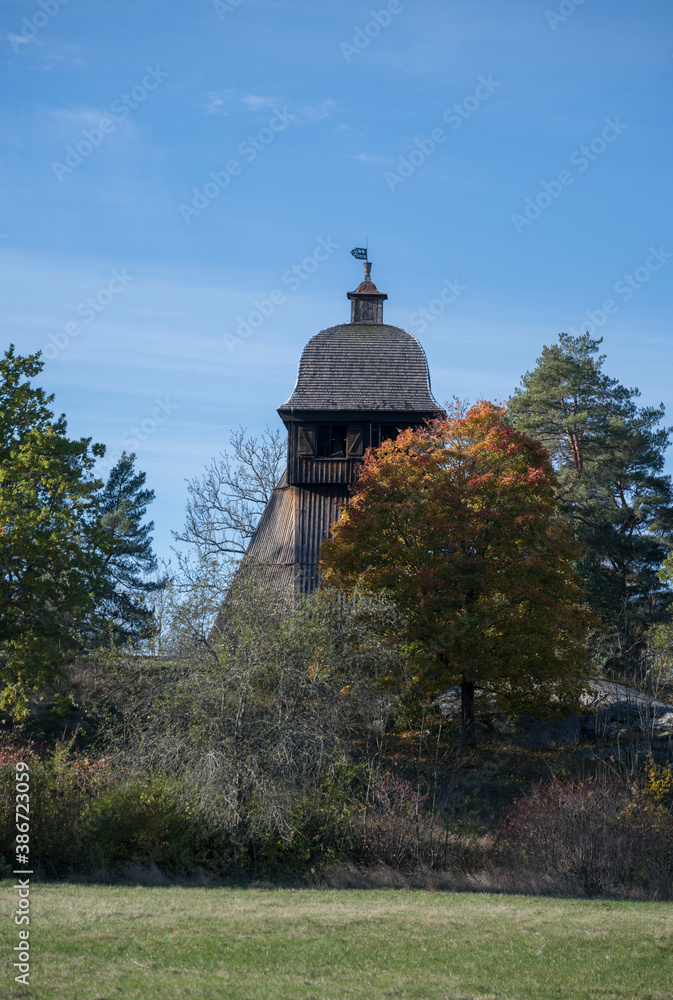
top-left (2, 882), bottom-right (672, 1000)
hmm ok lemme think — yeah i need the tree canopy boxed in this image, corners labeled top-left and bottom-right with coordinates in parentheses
top-left (96, 452), bottom-right (165, 646)
top-left (321, 402), bottom-right (594, 740)
top-left (0, 347), bottom-right (105, 716)
top-left (508, 333), bottom-right (673, 675)
top-left (0, 347), bottom-right (162, 717)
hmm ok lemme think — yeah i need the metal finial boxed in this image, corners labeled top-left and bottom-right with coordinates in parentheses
top-left (363, 260), bottom-right (372, 282)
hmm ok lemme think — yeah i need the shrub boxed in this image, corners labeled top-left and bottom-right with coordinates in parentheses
top-left (98, 588), bottom-right (403, 863)
top-left (0, 737), bottom-right (233, 877)
top-left (501, 776), bottom-right (673, 898)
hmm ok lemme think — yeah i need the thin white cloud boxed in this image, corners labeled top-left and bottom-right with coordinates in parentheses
top-left (294, 99), bottom-right (336, 122)
top-left (241, 94), bottom-right (279, 110)
top-left (9, 31), bottom-right (88, 70)
top-left (50, 107), bottom-right (111, 128)
top-left (8, 32), bottom-right (31, 51)
top-left (33, 51), bottom-right (88, 71)
top-left (46, 106), bottom-right (138, 148)
top-left (205, 93), bottom-right (337, 123)
top-left (357, 153), bottom-right (391, 163)
top-left (204, 91), bottom-right (233, 115)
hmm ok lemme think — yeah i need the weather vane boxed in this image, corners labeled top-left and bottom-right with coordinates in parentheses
top-left (350, 244), bottom-right (368, 261)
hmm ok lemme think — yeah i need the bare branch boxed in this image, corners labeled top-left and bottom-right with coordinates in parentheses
top-left (174, 425), bottom-right (285, 560)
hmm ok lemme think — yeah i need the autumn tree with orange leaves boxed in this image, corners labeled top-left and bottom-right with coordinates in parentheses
top-left (321, 402), bottom-right (595, 743)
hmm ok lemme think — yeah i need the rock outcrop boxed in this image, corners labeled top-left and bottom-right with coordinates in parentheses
top-left (437, 679), bottom-right (673, 753)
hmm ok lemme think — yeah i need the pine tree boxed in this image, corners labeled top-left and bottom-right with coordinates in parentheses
top-left (95, 452), bottom-right (166, 645)
top-left (508, 333), bottom-right (673, 675)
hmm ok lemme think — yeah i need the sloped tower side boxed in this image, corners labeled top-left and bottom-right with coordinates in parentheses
top-left (238, 262), bottom-right (444, 596)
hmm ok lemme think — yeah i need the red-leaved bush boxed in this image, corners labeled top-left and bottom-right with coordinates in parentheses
top-left (500, 776), bottom-right (673, 898)
top-left (355, 768), bottom-right (435, 868)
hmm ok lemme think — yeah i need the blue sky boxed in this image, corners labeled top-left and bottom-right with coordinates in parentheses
top-left (2, 0), bottom-right (672, 565)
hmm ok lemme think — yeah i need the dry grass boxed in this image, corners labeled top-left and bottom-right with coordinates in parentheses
top-left (3, 881), bottom-right (672, 999)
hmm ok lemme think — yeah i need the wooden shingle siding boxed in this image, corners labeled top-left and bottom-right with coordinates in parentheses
top-left (243, 474), bottom-right (295, 569)
top-left (233, 478), bottom-right (348, 598)
top-left (295, 487), bottom-right (349, 594)
top-left (277, 324), bottom-right (441, 415)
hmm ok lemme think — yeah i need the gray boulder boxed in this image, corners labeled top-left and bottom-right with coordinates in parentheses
top-left (489, 712), bottom-right (582, 748)
top-left (581, 679), bottom-right (673, 745)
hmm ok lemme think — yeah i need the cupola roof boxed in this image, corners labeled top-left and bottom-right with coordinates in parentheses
top-left (278, 321), bottom-right (442, 414)
top-left (278, 259), bottom-right (443, 416)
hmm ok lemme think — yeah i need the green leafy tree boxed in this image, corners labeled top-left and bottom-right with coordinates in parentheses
top-left (95, 452), bottom-right (166, 646)
top-left (0, 347), bottom-right (105, 717)
top-left (321, 402), bottom-right (594, 743)
top-left (508, 333), bottom-right (673, 675)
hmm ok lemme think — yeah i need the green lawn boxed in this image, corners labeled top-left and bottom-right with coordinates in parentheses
top-left (2, 882), bottom-right (672, 999)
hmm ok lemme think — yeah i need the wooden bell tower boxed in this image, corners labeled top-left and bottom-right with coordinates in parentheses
top-left (239, 259), bottom-right (444, 595)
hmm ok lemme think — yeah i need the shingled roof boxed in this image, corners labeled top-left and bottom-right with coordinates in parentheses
top-left (278, 323), bottom-right (442, 414)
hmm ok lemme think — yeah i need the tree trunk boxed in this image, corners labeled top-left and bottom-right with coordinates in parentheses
top-left (461, 680), bottom-right (476, 746)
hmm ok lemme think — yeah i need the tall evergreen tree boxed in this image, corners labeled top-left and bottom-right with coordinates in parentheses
top-left (0, 350), bottom-right (166, 716)
top-left (0, 347), bottom-right (106, 717)
top-left (508, 333), bottom-right (673, 674)
top-left (95, 452), bottom-right (166, 645)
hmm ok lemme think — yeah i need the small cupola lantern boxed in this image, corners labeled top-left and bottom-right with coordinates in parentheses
top-left (347, 260), bottom-right (388, 324)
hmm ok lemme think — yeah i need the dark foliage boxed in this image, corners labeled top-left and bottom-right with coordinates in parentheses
top-left (509, 333), bottom-right (673, 676)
